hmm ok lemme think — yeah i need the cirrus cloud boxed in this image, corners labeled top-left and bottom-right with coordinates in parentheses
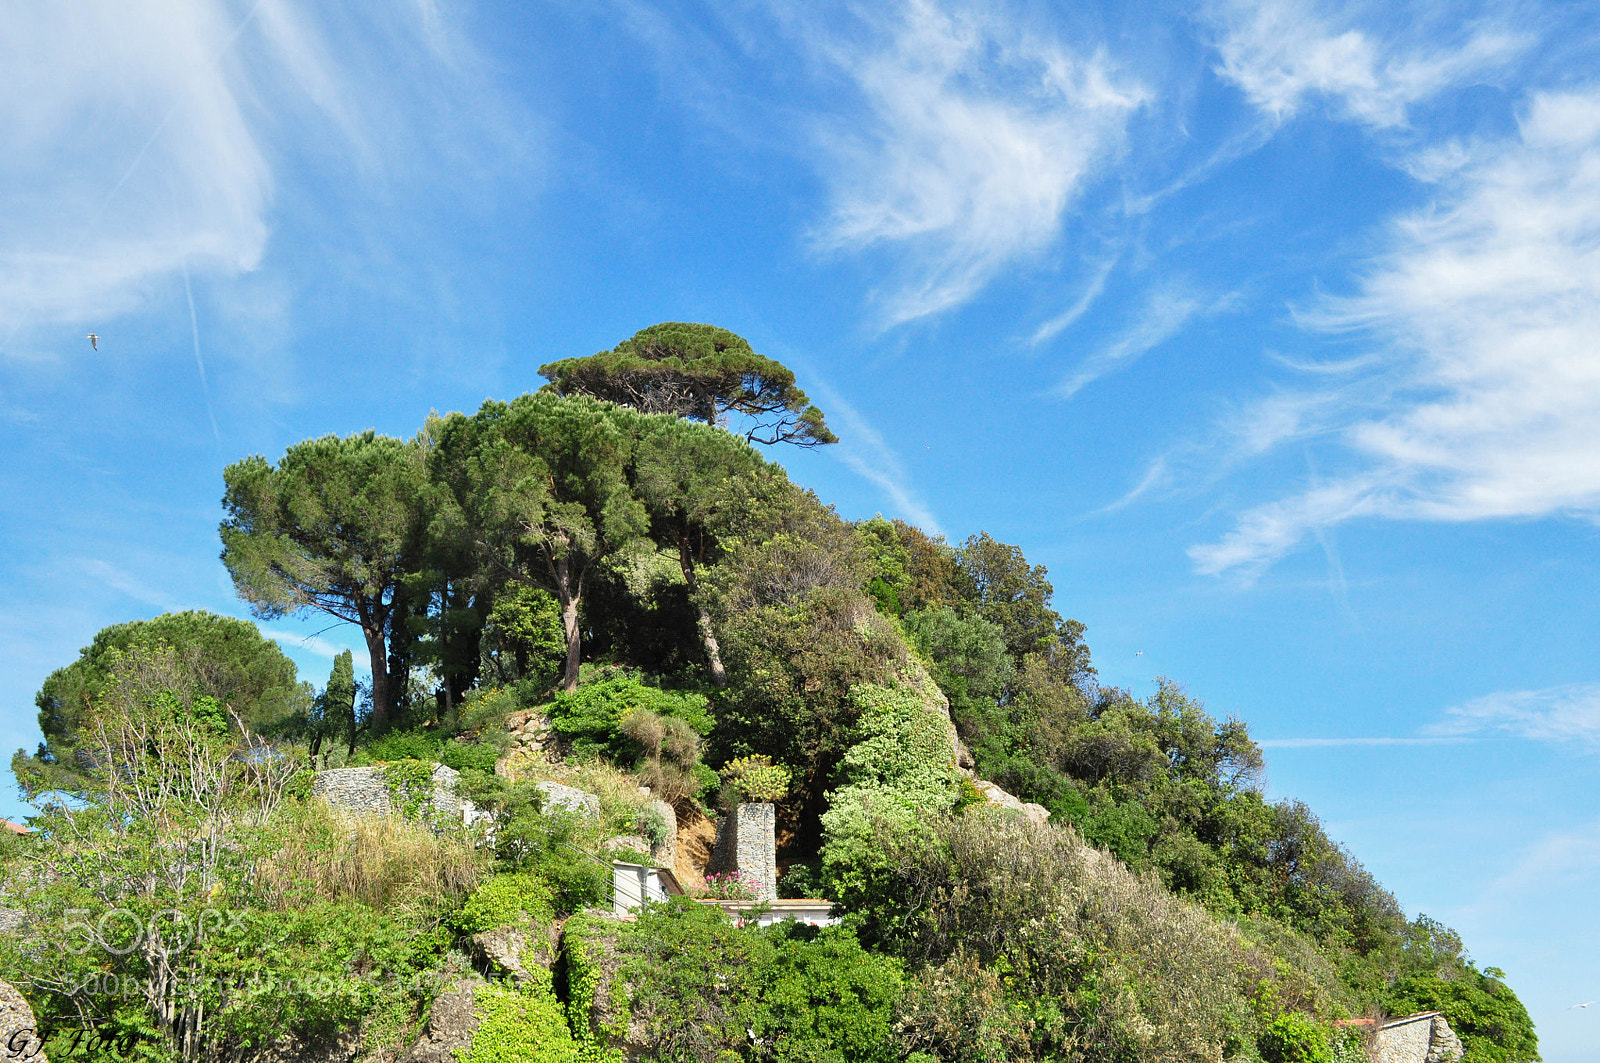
top-left (1192, 88), bottom-right (1600, 575)
top-left (809, 0), bottom-right (1147, 327)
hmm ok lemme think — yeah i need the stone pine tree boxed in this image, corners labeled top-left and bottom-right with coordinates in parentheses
top-left (538, 322), bottom-right (838, 447)
top-left (429, 393), bottom-right (650, 691)
top-left (220, 431), bottom-right (432, 734)
top-left (633, 415), bottom-right (768, 687)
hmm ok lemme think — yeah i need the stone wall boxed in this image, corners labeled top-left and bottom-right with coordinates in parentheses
top-left (312, 764), bottom-right (487, 827)
top-left (710, 802), bottom-right (777, 901)
top-left (1372, 1013), bottom-right (1464, 1063)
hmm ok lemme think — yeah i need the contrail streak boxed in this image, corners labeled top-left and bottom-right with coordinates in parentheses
top-left (182, 258), bottom-right (222, 450)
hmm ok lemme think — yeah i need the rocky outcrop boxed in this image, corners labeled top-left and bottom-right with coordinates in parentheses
top-left (645, 798), bottom-right (677, 869)
top-left (401, 979), bottom-right (484, 1063)
top-left (966, 776), bottom-right (1051, 825)
top-left (536, 781), bottom-right (600, 819)
top-left (471, 919), bottom-right (560, 984)
top-left (501, 709), bottom-right (553, 758)
top-left (563, 913), bottom-right (652, 1056)
top-left (250, 1029), bottom-right (358, 1063)
top-left (0, 979), bottom-right (45, 1063)
top-left (603, 834), bottom-right (653, 859)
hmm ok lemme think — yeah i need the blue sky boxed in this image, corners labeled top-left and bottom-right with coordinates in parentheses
top-left (4, 0), bottom-right (1599, 1055)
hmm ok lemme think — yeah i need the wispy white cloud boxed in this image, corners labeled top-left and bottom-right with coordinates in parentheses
top-left (0, 0), bottom-right (521, 355)
top-left (1193, 88), bottom-right (1600, 573)
top-left (1460, 816), bottom-right (1600, 919)
top-left (1031, 257), bottom-right (1117, 344)
top-left (1259, 681), bottom-right (1600, 751)
top-left (77, 559), bottom-right (182, 612)
top-left (259, 625), bottom-right (359, 662)
top-left (807, 378), bottom-right (944, 538)
top-left (1206, 0), bottom-right (1525, 128)
top-left (807, 0), bottom-right (1146, 327)
top-left (1424, 683), bottom-right (1600, 751)
top-left (1058, 284), bottom-right (1233, 398)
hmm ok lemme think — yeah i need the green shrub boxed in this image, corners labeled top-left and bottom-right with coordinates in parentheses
top-left (820, 682), bottom-right (957, 896)
top-left (548, 675), bottom-right (712, 763)
top-left (952, 776), bottom-right (985, 814)
top-left (492, 789), bottom-right (610, 914)
top-left (440, 737), bottom-right (501, 774)
top-left (1257, 1011), bottom-right (1330, 1063)
top-left (451, 873), bottom-right (555, 936)
top-left (777, 860), bottom-right (824, 900)
top-left (839, 810), bottom-right (1250, 1063)
top-left (568, 898), bottom-right (906, 1063)
top-left (720, 754), bottom-right (792, 802)
top-left (460, 972), bottom-right (596, 1063)
top-left (1385, 970), bottom-right (1538, 1063)
top-left (361, 729), bottom-right (442, 764)
top-left (747, 922), bottom-right (905, 1063)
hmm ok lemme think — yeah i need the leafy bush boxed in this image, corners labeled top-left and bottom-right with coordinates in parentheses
top-left (895, 953), bottom-right (1034, 1063)
top-left (720, 754), bottom-right (791, 802)
top-left (440, 737), bottom-right (502, 774)
top-left (563, 899), bottom-right (905, 1063)
top-left (1257, 1011), bottom-right (1330, 1063)
top-left (1385, 970), bottom-right (1538, 1063)
top-left (460, 972), bottom-right (596, 1063)
top-left (360, 728), bottom-right (441, 764)
top-left (820, 682), bottom-right (957, 895)
top-left (451, 872), bottom-right (555, 936)
top-left (549, 675), bottom-right (712, 760)
top-left (840, 810), bottom-right (1249, 1063)
top-left (490, 787), bottom-right (611, 913)
top-left (747, 921), bottom-right (905, 1063)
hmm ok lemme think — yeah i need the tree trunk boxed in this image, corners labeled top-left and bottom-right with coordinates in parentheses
top-left (362, 624), bottom-right (389, 735)
top-left (555, 556), bottom-right (583, 691)
top-left (678, 536), bottom-right (727, 688)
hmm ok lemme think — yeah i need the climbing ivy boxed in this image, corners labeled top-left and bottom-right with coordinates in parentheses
top-left (381, 758), bottom-right (438, 821)
top-left (461, 973), bottom-right (583, 1063)
top-left (560, 913), bottom-right (629, 1059)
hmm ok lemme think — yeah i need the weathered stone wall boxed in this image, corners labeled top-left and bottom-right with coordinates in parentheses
top-left (1373, 1013), bottom-right (1464, 1063)
top-left (312, 764), bottom-right (486, 827)
top-left (710, 802), bottom-right (777, 901)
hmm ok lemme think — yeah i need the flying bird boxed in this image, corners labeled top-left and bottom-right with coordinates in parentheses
top-left (1136, 651), bottom-right (1144, 656)
top-left (1570, 1002), bottom-right (1596, 1010)
top-left (86, 333), bottom-right (98, 351)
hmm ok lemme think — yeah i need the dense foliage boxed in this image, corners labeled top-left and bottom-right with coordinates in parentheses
top-left (3, 331), bottom-right (1537, 1062)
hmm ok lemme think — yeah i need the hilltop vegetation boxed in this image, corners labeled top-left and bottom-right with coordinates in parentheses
top-left (4, 324), bottom-right (1535, 1063)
